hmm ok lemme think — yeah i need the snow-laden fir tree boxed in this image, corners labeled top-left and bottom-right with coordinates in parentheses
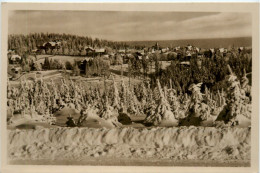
top-left (204, 86), bottom-right (224, 116)
top-left (111, 77), bottom-right (121, 111)
top-left (166, 79), bottom-right (186, 120)
top-left (119, 79), bottom-right (128, 113)
top-left (143, 81), bottom-right (156, 117)
top-left (144, 79), bottom-right (178, 126)
top-left (127, 87), bottom-right (141, 115)
top-left (216, 65), bottom-right (251, 126)
top-left (99, 95), bottom-right (121, 127)
top-left (187, 83), bottom-right (211, 121)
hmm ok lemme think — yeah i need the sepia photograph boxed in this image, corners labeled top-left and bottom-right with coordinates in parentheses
top-left (1, 2), bottom-right (259, 173)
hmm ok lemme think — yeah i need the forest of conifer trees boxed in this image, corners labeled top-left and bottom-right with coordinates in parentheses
top-left (8, 33), bottom-right (130, 56)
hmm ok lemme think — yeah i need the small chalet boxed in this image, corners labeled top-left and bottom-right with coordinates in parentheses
top-left (174, 46), bottom-right (181, 52)
top-left (102, 54), bottom-right (109, 59)
top-left (85, 46), bottom-right (95, 56)
top-left (219, 48), bottom-right (224, 53)
top-left (118, 49), bottom-right (126, 53)
top-left (94, 48), bottom-right (106, 57)
top-left (186, 52), bottom-right (192, 58)
top-left (10, 55), bottom-right (21, 63)
top-left (238, 47), bottom-right (244, 54)
top-left (137, 50), bottom-right (145, 56)
top-left (41, 41), bottom-right (61, 50)
top-left (186, 45), bottom-right (193, 51)
top-left (8, 49), bottom-right (15, 54)
top-left (84, 46), bottom-right (106, 57)
top-left (108, 52), bottom-right (115, 56)
top-left (126, 49), bottom-right (135, 53)
top-left (161, 48), bottom-right (169, 53)
top-left (210, 48), bottom-right (215, 53)
top-left (195, 47), bottom-right (200, 53)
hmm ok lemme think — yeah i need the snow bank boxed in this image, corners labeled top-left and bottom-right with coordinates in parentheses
top-left (8, 127), bottom-right (250, 162)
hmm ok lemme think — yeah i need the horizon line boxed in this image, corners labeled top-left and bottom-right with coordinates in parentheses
top-left (121, 36), bottom-right (252, 42)
top-left (8, 32), bottom-right (252, 43)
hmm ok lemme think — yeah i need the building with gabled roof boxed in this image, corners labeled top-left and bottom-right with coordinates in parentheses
top-left (10, 55), bottom-right (21, 64)
top-left (41, 41), bottom-right (61, 50)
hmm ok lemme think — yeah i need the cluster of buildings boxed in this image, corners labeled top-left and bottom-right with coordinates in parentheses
top-left (7, 40), bottom-right (249, 79)
top-left (32, 41), bottom-right (244, 61)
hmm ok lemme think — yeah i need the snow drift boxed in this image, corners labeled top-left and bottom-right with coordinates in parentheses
top-left (8, 127), bottom-right (250, 162)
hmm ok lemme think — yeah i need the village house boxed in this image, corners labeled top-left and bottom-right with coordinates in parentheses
top-left (8, 49), bottom-right (15, 54)
top-left (10, 55), bottom-right (21, 64)
top-left (126, 48), bottom-right (135, 54)
top-left (186, 45), bottom-right (193, 51)
top-left (116, 49), bottom-right (126, 57)
top-left (174, 46), bottom-right (181, 52)
top-left (210, 48), bottom-right (215, 54)
top-left (186, 52), bottom-right (192, 58)
top-left (161, 47), bottom-right (169, 53)
top-left (137, 50), bottom-right (145, 56)
top-left (84, 46), bottom-right (95, 56)
top-left (41, 41), bottom-right (61, 50)
top-left (219, 48), bottom-right (225, 53)
top-left (94, 48), bottom-right (106, 57)
top-left (238, 47), bottom-right (244, 54)
top-left (84, 46), bottom-right (107, 57)
top-left (108, 52), bottom-right (116, 57)
top-left (118, 49), bottom-right (126, 54)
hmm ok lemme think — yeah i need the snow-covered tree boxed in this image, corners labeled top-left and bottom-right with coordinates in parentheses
top-left (145, 79), bottom-right (178, 126)
top-left (216, 65), bottom-right (251, 126)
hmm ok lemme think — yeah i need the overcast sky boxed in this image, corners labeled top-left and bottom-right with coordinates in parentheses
top-left (8, 10), bottom-right (252, 41)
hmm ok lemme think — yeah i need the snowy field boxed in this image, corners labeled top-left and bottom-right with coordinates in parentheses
top-left (8, 126), bottom-right (250, 166)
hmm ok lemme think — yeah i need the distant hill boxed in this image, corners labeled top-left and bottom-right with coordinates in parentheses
top-left (125, 37), bottom-right (252, 49)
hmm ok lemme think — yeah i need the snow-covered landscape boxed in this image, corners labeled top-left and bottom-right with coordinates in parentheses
top-left (5, 8), bottom-right (255, 168)
top-left (7, 63), bottom-right (252, 166)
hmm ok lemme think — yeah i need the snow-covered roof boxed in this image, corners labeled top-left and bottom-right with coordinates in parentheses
top-left (11, 55), bottom-right (21, 61)
top-left (187, 45), bottom-right (192, 50)
top-left (103, 55), bottom-right (109, 58)
top-left (109, 53), bottom-right (115, 56)
top-left (180, 61), bottom-right (190, 65)
top-left (186, 52), bottom-right (192, 57)
top-left (219, 48), bottom-right (225, 53)
top-left (85, 46), bottom-right (94, 51)
top-left (43, 41), bottom-right (61, 47)
top-left (161, 48), bottom-right (168, 53)
top-left (49, 42), bottom-right (57, 46)
top-left (8, 49), bottom-right (15, 53)
top-left (95, 48), bottom-right (105, 53)
top-left (118, 49), bottom-right (126, 53)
